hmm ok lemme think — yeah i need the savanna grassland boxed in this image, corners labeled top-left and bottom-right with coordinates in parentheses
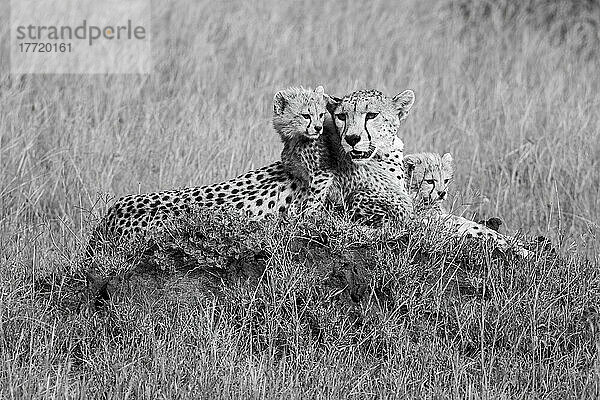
top-left (1, 0), bottom-right (599, 398)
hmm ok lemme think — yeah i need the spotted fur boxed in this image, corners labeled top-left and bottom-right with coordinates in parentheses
top-left (438, 214), bottom-right (532, 257)
top-left (93, 163), bottom-right (305, 243)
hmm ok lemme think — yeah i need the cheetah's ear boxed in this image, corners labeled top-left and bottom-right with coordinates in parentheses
top-left (403, 154), bottom-right (421, 175)
top-left (325, 94), bottom-right (342, 114)
top-left (315, 85), bottom-right (324, 100)
top-left (442, 153), bottom-right (453, 166)
top-left (273, 90), bottom-right (288, 115)
top-left (392, 89), bottom-right (415, 121)
top-left (442, 152), bottom-right (454, 175)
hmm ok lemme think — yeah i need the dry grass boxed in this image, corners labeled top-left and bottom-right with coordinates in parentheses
top-left (1, 0), bottom-right (599, 398)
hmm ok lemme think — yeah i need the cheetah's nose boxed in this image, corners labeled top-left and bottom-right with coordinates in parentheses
top-left (314, 126), bottom-right (322, 132)
top-left (345, 134), bottom-right (361, 147)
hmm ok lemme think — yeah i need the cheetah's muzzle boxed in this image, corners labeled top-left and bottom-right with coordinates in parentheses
top-left (349, 145), bottom-right (376, 161)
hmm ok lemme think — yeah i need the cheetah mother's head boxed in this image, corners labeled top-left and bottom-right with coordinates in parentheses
top-left (327, 89), bottom-right (415, 161)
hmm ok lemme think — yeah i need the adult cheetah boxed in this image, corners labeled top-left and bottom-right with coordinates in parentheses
top-left (324, 89), bottom-right (416, 226)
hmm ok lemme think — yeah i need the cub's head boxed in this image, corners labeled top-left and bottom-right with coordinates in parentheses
top-left (326, 89), bottom-right (415, 161)
top-left (273, 86), bottom-right (332, 142)
top-left (404, 152), bottom-right (454, 205)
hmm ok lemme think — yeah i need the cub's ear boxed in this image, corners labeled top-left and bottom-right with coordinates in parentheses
top-left (442, 152), bottom-right (454, 176)
top-left (392, 89), bottom-right (415, 121)
top-left (324, 94), bottom-right (342, 114)
top-left (441, 152), bottom-right (453, 165)
top-left (315, 85), bottom-right (324, 100)
top-left (273, 90), bottom-right (288, 115)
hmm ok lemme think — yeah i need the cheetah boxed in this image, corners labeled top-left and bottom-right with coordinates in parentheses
top-left (89, 87), bottom-right (338, 247)
top-left (273, 86), bottom-right (337, 212)
top-left (403, 152), bottom-right (453, 212)
top-left (403, 151), bottom-right (532, 257)
top-left (325, 89), bottom-right (416, 226)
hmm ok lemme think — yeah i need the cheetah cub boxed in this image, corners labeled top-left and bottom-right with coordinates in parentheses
top-left (404, 152), bottom-right (454, 213)
top-left (404, 152), bottom-right (532, 257)
top-left (273, 86), bottom-right (337, 212)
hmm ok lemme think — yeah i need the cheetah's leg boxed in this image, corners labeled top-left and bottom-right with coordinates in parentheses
top-left (347, 190), bottom-right (410, 227)
top-left (437, 213), bottom-right (532, 258)
top-left (302, 171), bottom-right (335, 213)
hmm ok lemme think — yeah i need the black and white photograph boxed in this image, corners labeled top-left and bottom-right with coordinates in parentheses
top-left (1, 0), bottom-right (599, 398)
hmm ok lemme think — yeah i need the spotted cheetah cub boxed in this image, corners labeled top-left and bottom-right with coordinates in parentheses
top-left (404, 152), bottom-right (453, 212)
top-left (404, 152), bottom-right (532, 257)
top-left (273, 86), bottom-right (336, 212)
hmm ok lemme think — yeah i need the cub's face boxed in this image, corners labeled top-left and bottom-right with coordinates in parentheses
top-left (273, 86), bottom-right (329, 141)
top-left (404, 153), bottom-right (454, 205)
top-left (327, 89), bottom-right (415, 161)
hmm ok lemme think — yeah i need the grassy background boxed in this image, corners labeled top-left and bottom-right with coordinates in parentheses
top-left (1, 0), bottom-right (599, 397)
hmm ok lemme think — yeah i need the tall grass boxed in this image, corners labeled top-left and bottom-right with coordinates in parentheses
top-left (1, 0), bottom-right (599, 397)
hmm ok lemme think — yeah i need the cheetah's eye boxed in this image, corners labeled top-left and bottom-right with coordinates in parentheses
top-left (301, 114), bottom-right (311, 120)
top-left (425, 179), bottom-right (435, 184)
top-left (318, 113), bottom-right (324, 119)
top-left (444, 179), bottom-right (450, 184)
top-left (335, 113), bottom-right (346, 121)
top-left (365, 112), bottom-right (379, 120)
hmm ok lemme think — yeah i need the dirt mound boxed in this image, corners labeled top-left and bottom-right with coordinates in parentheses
top-left (45, 208), bottom-right (592, 359)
